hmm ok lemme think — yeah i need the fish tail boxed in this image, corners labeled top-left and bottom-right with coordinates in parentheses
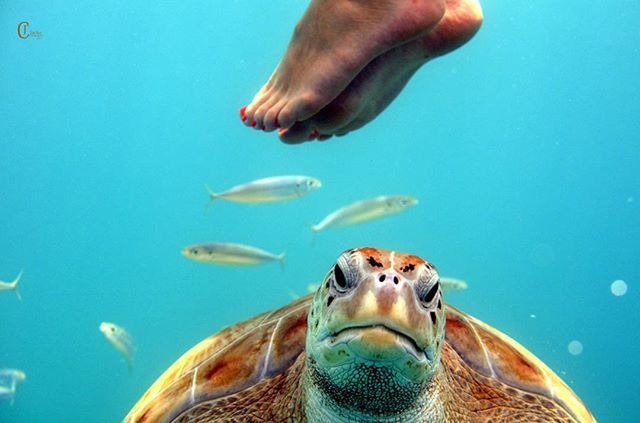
top-left (12, 270), bottom-right (23, 301)
top-left (309, 224), bottom-right (319, 246)
top-left (204, 184), bottom-right (219, 213)
top-left (440, 277), bottom-right (468, 294)
top-left (277, 252), bottom-right (286, 272)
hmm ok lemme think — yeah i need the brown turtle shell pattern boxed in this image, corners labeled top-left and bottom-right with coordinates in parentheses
top-left (124, 295), bottom-right (594, 423)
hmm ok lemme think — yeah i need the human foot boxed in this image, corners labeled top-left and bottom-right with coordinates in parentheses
top-left (240, 0), bottom-right (446, 132)
top-left (278, 0), bottom-right (483, 143)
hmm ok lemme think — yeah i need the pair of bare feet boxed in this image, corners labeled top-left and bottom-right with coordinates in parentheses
top-left (240, 0), bottom-right (483, 143)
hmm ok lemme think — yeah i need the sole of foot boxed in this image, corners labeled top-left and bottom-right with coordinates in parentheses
top-left (278, 0), bottom-right (483, 144)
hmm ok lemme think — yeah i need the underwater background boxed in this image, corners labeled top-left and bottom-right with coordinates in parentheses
top-left (1, 0), bottom-right (638, 421)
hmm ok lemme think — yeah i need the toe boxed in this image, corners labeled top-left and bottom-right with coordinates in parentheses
top-left (278, 121), bottom-right (313, 144)
top-left (278, 91), bottom-right (326, 129)
top-left (276, 107), bottom-right (296, 130)
top-left (245, 85), bottom-right (275, 126)
top-left (263, 100), bottom-right (286, 132)
top-left (253, 104), bottom-right (270, 130)
top-left (254, 96), bottom-right (282, 131)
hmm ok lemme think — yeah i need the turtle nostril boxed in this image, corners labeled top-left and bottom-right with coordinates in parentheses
top-left (393, 276), bottom-right (399, 285)
top-left (327, 296), bottom-right (335, 307)
top-left (379, 274), bottom-right (386, 283)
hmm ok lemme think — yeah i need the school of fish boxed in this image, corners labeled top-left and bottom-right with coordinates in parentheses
top-left (183, 176), bottom-right (418, 268)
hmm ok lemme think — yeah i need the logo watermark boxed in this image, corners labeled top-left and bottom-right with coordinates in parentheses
top-left (17, 21), bottom-right (43, 39)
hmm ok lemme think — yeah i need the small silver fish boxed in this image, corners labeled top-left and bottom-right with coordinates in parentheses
top-left (311, 195), bottom-right (418, 232)
top-left (182, 242), bottom-right (285, 268)
top-left (205, 175), bottom-right (321, 205)
top-left (439, 277), bottom-right (468, 294)
top-left (0, 270), bottom-right (23, 300)
top-left (0, 369), bottom-right (26, 406)
top-left (100, 322), bottom-right (135, 374)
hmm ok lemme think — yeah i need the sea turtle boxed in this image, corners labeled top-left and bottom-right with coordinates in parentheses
top-left (125, 247), bottom-right (595, 422)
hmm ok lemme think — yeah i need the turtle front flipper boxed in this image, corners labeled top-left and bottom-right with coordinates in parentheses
top-left (441, 306), bottom-right (596, 422)
top-left (125, 296), bottom-right (312, 423)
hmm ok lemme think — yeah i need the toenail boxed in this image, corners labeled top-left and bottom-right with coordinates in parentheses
top-left (249, 119), bottom-right (256, 127)
top-left (239, 106), bottom-right (247, 121)
top-left (308, 129), bottom-right (320, 140)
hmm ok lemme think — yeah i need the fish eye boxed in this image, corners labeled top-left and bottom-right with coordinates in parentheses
top-left (192, 249), bottom-right (199, 255)
top-left (110, 327), bottom-right (115, 332)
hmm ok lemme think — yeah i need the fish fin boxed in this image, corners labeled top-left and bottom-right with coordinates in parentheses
top-left (309, 224), bottom-right (320, 246)
top-left (204, 184), bottom-right (219, 213)
top-left (277, 252), bottom-right (286, 272)
top-left (288, 290), bottom-right (299, 300)
top-left (9, 379), bottom-right (16, 406)
top-left (12, 270), bottom-right (23, 301)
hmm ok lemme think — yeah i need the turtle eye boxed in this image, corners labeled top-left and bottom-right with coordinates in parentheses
top-left (333, 264), bottom-right (348, 292)
top-left (417, 281), bottom-right (440, 308)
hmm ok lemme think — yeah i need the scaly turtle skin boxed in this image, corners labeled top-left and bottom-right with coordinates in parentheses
top-left (125, 248), bottom-right (595, 422)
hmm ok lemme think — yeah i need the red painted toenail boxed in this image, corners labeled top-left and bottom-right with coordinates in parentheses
top-left (239, 106), bottom-right (247, 121)
top-left (278, 128), bottom-right (286, 136)
top-left (309, 129), bottom-right (320, 140)
top-left (249, 119), bottom-right (256, 127)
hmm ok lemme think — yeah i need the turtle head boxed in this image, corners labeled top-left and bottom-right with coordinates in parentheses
top-left (305, 247), bottom-right (445, 416)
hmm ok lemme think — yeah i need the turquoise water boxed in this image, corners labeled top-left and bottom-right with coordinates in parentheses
top-left (1, 0), bottom-right (639, 421)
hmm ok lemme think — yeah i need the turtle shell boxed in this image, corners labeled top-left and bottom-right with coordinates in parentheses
top-left (125, 296), bottom-right (594, 422)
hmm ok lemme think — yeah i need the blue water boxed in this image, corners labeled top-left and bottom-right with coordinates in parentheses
top-left (1, 0), bottom-right (638, 421)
